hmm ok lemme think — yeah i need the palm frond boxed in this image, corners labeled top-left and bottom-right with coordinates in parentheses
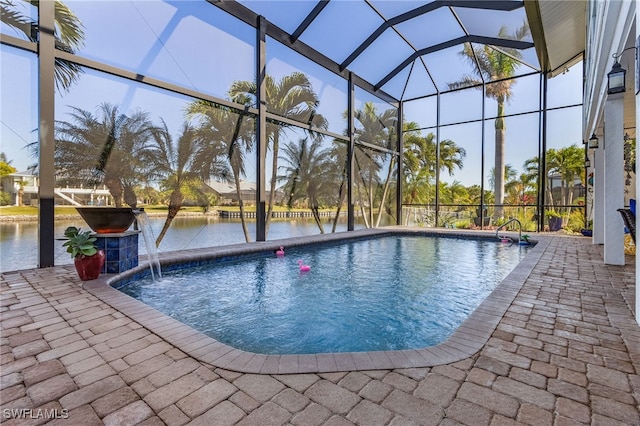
top-left (0, 2), bottom-right (33, 39)
top-left (53, 0), bottom-right (84, 49)
top-left (447, 76), bottom-right (482, 91)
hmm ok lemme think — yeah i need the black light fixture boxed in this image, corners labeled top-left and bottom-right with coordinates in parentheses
top-left (607, 53), bottom-right (627, 94)
top-left (584, 158), bottom-right (591, 168)
top-left (608, 61), bottom-right (626, 94)
top-left (588, 133), bottom-right (599, 149)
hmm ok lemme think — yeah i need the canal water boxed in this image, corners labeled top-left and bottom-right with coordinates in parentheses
top-left (0, 215), bottom-right (361, 272)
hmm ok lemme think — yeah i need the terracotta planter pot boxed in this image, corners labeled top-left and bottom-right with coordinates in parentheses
top-left (74, 250), bottom-right (105, 281)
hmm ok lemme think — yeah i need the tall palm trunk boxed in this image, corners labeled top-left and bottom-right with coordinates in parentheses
top-left (562, 177), bottom-right (574, 215)
top-left (494, 101), bottom-right (506, 220)
top-left (104, 175), bottom-right (123, 207)
top-left (367, 174), bottom-right (375, 227)
top-left (233, 168), bottom-right (251, 242)
top-left (355, 184), bottom-right (370, 228)
top-left (228, 113), bottom-right (252, 242)
top-left (156, 190), bottom-right (182, 247)
top-left (375, 156), bottom-right (396, 227)
top-left (359, 203), bottom-right (370, 228)
top-left (17, 184), bottom-right (24, 207)
top-left (354, 154), bottom-right (373, 228)
top-left (309, 196), bottom-right (324, 234)
top-left (545, 175), bottom-right (556, 210)
top-left (265, 132), bottom-right (280, 236)
top-left (123, 185), bottom-right (137, 208)
top-left (331, 172), bottom-right (348, 233)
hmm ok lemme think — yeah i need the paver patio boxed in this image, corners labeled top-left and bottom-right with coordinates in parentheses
top-left (1, 234), bottom-right (639, 425)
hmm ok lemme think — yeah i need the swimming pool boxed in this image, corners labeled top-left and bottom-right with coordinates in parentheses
top-left (117, 233), bottom-right (531, 355)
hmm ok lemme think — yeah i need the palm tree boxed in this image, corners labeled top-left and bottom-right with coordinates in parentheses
top-left (439, 180), bottom-right (469, 205)
top-left (489, 164), bottom-right (518, 192)
top-left (545, 144), bottom-right (584, 212)
top-left (327, 141), bottom-right (348, 233)
top-left (16, 178), bottom-right (26, 206)
top-left (279, 137), bottom-right (334, 233)
top-left (522, 156), bottom-right (539, 184)
top-left (448, 23), bottom-right (530, 219)
top-left (186, 99), bottom-right (255, 242)
top-left (135, 185), bottom-right (162, 205)
top-left (353, 146), bottom-right (378, 228)
top-left (54, 103), bottom-right (156, 207)
top-left (504, 172), bottom-right (536, 206)
top-left (352, 102), bottom-right (398, 227)
top-left (404, 130), bottom-right (466, 179)
top-left (149, 121), bottom-right (210, 247)
top-left (403, 126), bottom-right (435, 208)
top-left (403, 128), bottom-right (466, 200)
top-left (502, 170), bottom-right (537, 224)
top-left (1, 0), bottom-right (85, 92)
top-left (228, 72), bottom-right (326, 237)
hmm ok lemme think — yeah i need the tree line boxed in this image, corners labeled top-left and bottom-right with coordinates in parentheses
top-left (3, 2), bottom-right (587, 237)
top-left (45, 71), bottom-right (586, 245)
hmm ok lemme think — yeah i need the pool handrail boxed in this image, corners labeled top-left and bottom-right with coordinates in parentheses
top-left (496, 218), bottom-right (522, 243)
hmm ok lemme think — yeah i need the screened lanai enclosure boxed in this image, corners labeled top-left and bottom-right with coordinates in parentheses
top-left (1, 0), bottom-right (588, 269)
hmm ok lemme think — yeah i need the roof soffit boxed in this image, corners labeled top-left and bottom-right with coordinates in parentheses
top-left (525, 0), bottom-right (586, 76)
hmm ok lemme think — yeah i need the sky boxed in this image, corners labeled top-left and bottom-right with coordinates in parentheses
top-left (0, 0), bottom-right (583, 188)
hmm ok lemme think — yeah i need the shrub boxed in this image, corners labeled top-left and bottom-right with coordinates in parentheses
top-left (0, 191), bottom-right (11, 206)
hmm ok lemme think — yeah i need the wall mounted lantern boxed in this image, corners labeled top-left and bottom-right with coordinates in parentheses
top-left (607, 59), bottom-right (626, 94)
top-left (584, 158), bottom-right (591, 168)
top-left (607, 47), bottom-right (638, 95)
top-left (588, 133), bottom-right (599, 149)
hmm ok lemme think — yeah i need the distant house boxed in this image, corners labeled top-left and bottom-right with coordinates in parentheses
top-left (1, 171), bottom-right (38, 206)
top-left (205, 180), bottom-right (284, 205)
top-left (1, 171), bottom-right (113, 206)
top-left (547, 173), bottom-right (585, 204)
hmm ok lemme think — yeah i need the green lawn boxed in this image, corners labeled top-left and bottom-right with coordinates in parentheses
top-left (1, 205), bottom-right (50, 216)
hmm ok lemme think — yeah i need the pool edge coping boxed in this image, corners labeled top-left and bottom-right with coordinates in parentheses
top-left (83, 227), bottom-right (551, 374)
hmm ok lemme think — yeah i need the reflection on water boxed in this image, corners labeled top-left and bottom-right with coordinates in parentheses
top-left (0, 215), bottom-right (362, 272)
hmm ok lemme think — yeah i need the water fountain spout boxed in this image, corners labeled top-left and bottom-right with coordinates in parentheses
top-left (133, 209), bottom-right (162, 280)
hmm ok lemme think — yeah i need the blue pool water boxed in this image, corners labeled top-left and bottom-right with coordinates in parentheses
top-left (118, 235), bottom-right (530, 354)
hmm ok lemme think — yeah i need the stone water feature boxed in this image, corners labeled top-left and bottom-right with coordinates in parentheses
top-left (75, 207), bottom-right (159, 277)
top-left (75, 207), bottom-right (138, 274)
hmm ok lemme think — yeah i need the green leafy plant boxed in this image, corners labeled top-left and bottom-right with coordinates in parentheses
top-left (493, 217), bottom-right (509, 227)
top-left (546, 210), bottom-right (562, 218)
top-left (0, 191), bottom-right (11, 206)
top-left (520, 234), bottom-right (530, 242)
top-left (62, 226), bottom-right (98, 258)
top-left (566, 209), bottom-right (587, 233)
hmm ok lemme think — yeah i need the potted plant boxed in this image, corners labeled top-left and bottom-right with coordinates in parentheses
top-left (581, 219), bottom-right (593, 237)
top-left (546, 210), bottom-right (564, 231)
top-left (519, 234), bottom-right (531, 245)
top-left (62, 226), bottom-right (105, 281)
top-left (473, 205), bottom-right (490, 227)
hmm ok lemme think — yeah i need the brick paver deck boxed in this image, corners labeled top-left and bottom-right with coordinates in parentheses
top-left (1, 233), bottom-right (639, 425)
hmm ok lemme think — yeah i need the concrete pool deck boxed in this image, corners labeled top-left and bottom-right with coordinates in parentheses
top-left (1, 230), bottom-right (639, 425)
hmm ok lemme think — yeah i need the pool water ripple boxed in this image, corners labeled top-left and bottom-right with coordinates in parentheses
top-left (119, 235), bottom-right (530, 354)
